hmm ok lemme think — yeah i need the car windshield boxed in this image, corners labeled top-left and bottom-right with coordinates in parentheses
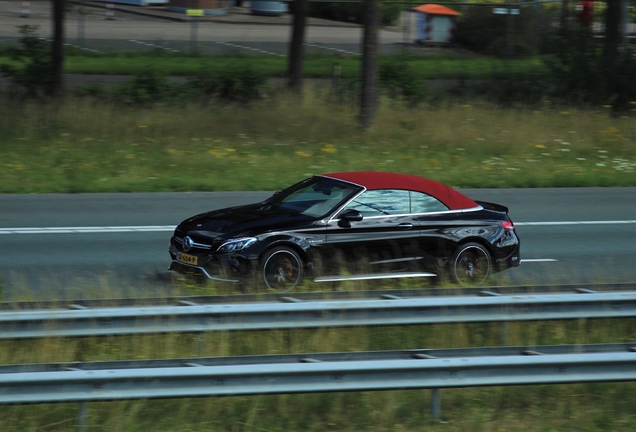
top-left (266, 176), bottom-right (361, 217)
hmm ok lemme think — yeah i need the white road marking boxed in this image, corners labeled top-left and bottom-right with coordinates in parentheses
top-left (214, 41), bottom-right (283, 57)
top-left (304, 43), bottom-right (360, 56)
top-left (521, 259), bottom-right (558, 263)
top-left (516, 220), bottom-right (636, 226)
top-left (0, 220), bottom-right (634, 235)
top-left (0, 226), bottom-right (176, 234)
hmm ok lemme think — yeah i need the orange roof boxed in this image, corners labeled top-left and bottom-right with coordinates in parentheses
top-left (412, 4), bottom-right (461, 16)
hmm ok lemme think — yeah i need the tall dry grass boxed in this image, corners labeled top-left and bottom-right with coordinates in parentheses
top-left (0, 92), bottom-right (635, 194)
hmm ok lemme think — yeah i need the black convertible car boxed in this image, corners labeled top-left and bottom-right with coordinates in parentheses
top-left (169, 172), bottom-right (520, 291)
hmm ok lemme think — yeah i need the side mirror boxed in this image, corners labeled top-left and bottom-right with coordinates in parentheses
top-left (337, 209), bottom-right (363, 228)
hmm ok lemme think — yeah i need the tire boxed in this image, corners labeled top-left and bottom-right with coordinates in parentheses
top-left (449, 242), bottom-right (491, 286)
top-left (260, 247), bottom-right (304, 293)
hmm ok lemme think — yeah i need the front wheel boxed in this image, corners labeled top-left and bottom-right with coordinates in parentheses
top-left (449, 242), bottom-right (491, 286)
top-left (260, 247), bottom-right (304, 293)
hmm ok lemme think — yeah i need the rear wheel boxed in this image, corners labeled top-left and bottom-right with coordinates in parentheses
top-left (260, 247), bottom-right (304, 293)
top-left (450, 242), bottom-right (491, 285)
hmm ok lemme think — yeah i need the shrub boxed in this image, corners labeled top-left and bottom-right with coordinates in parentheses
top-left (332, 58), bottom-right (429, 106)
top-left (472, 67), bottom-right (550, 107)
top-left (111, 69), bottom-right (181, 105)
top-left (543, 29), bottom-right (607, 103)
top-left (0, 25), bottom-right (54, 97)
top-left (73, 63), bottom-right (266, 106)
top-left (454, 5), bottom-right (543, 57)
top-left (379, 57), bottom-right (428, 105)
top-left (609, 46), bottom-right (636, 111)
top-left (187, 62), bottom-right (266, 102)
top-left (308, 0), bottom-right (402, 26)
top-left (544, 28), bottom-right (636, 112)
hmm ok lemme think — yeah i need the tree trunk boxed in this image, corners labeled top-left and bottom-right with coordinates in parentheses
top-left (288, 0), bottom-right (308, 92)
top-left (602, 0), bottom-right (621, 76)
top-left (359, 0), bottom-right (380, 131)
top-left (559, 0), bottom-right (569, 34)
top-left (50, 0), bottom-right (64, 96)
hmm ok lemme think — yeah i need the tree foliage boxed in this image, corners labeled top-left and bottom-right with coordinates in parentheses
top-left (545, 25), bottom-right (636, 112)
top-left (0, 25), bottom-right (54, 97)
top-left (454, 5), bottom-right (543, 57)
top-left (309, 0), bottom-right (402, 26)
top-left (110, 63), bottom-right (266, 105)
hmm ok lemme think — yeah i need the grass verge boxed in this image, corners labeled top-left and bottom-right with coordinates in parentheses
top-left (0, 92), bottom-right (635, 194)
top-left (0, 51), bottom-right (546, 80)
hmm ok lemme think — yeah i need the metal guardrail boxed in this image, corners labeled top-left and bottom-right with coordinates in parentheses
top-left (1, 288), bottom-right (636, 340)
top-left (2, 343), bottom-right (635, 405)
top-left (2, 283), bottom-right (635, 310)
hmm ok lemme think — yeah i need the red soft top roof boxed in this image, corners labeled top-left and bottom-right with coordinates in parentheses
top-left (320, 172), bottom-right (478, 211)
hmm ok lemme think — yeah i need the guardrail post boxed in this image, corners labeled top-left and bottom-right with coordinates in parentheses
top-left (500, 322), bottom-right (508, 345)
top-left (78, 402), bottom-right (88, 431)
top-left (430, 388), bottom-right (441, 418)
top-left (195, 333), bottom-right (204, 353)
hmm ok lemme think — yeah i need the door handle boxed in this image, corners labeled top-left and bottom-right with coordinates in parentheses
top-left (397, 223), bottom-right (413, 229)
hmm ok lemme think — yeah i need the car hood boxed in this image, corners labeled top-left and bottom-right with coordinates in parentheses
top-left (176, 203), bottom-right (317, 239)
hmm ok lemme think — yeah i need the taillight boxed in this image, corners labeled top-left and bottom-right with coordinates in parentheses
top-left (501, 220), bottom-right (514, 231)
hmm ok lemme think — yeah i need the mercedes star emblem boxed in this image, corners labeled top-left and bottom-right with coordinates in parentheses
top-left (183, 236), bottom-right (193, 252)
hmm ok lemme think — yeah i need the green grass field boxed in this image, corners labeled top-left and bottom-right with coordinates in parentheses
top-left (1, 92), bottom-right (634, 194)
top-left (0, 51), bottom-right (544, 80)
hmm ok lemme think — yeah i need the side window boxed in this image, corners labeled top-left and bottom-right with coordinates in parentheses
top-left (343, 190), bottom-right (410, 217)
top-left (410, 191), bottom-right (448, 213)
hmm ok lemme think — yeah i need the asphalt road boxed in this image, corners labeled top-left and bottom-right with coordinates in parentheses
top-left (0, 1), bottom-right (407, 56)
top-left (1, 188), bottom-right (635, 299)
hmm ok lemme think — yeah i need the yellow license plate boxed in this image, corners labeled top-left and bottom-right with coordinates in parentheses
top-left (177, 252), bottom-right (198, 265)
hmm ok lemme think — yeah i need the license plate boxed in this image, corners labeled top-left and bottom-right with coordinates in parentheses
top-left (177, 252), bottom-right (198, 266)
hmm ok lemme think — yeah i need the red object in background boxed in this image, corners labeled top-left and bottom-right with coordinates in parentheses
top-left (579, 1), bottom-right (594, 27)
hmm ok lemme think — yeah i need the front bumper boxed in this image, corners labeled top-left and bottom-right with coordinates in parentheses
top-left (168, 260), bottom-right (241, 282)
top-left (168, 239), bottom-right (253, 282)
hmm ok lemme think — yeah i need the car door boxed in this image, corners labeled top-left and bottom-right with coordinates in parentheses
top-left (323, 189), bottom-right (422, 275)
top-left (409, 190), bottom-right (457, 272)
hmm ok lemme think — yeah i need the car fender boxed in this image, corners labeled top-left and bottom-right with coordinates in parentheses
top-left (453, 237), bottom-right (496, 259)
top-left (256, 234), bottom-right (312, 262)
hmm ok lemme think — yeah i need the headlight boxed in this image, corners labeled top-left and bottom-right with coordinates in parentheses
top-left (217, 237), bottom-right (257, 253)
